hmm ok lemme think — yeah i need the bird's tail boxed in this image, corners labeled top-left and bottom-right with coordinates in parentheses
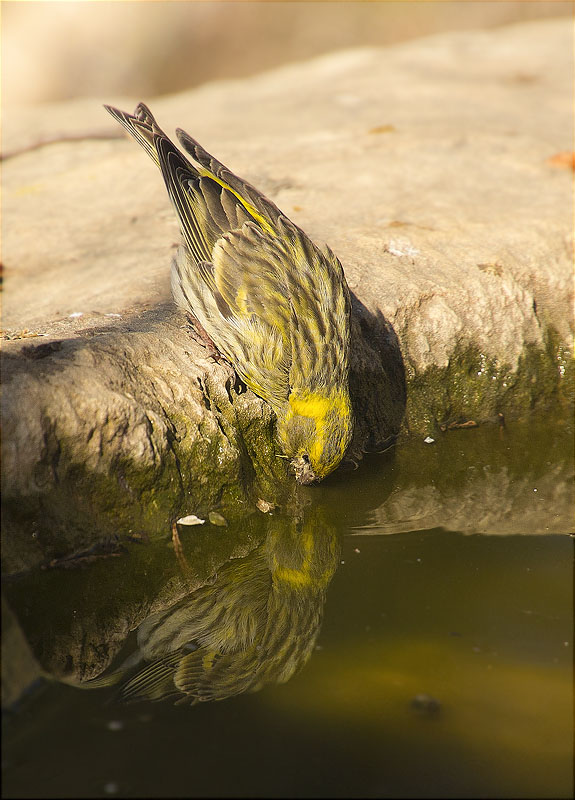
top-left (104, 102), bottom-right (164, 167)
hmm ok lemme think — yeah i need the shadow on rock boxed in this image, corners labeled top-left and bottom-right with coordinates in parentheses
top-left (347, 292), bottom-right (407, 464)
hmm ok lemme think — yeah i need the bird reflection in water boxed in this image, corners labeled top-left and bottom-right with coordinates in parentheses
top-left (91, 509), bottom-right (339, 705)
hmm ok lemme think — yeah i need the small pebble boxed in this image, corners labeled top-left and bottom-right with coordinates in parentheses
top-left (410, 694), bottom-right (441, 715)
top-left (424, 436), bottom-right (435, 444)
top-left (208, 511), bottom-right (227, 527)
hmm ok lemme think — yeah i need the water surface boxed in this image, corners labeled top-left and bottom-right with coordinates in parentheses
top-left (2, 416), bottom-right (573, 798)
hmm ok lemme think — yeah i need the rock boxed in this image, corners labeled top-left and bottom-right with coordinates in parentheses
top-left (2, 20), bottom-right (573, 573)
top-left (1, 596), bottom-right (44, 708)
top-left (208, 512), bottom-right (228, 528)
top-left (352, 417), bottom-right (574, 536)
top-left (3, 2), bottom-right (565, 107)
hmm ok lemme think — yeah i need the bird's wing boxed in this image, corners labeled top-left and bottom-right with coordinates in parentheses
top-left (176, 126), bottom-right (284, 231)
top-left (115, 650), bottom-right (185, 703)
top-left (106, 103), bottom-right (351, 400)
top-left (106, 102), bottom-right (277, 263)
top-left (211, 222), bottom-right (292, 336)
top-left (183, 217), bottom-right (349, 404)
top-left (173, 221), bottom-right (294, 406)
top-left (104, 102), bottom-right (162, 166)
top-left (172, 648), bottom-right (263, 703)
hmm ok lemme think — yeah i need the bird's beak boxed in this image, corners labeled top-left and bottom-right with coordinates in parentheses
top-left (291, 456), bottom-right (318, 485)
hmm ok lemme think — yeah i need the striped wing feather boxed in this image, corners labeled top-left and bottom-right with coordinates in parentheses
top-left (105, 103), bottom-right (350, 408)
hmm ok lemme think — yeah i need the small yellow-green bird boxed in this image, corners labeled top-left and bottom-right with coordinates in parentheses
top-left (105, 103), bottom-right (353, 484)
top-left (80, 509), bottom-right (340, 705)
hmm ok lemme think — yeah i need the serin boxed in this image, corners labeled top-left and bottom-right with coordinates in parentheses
top-left (105, 103), bottom-right (353, 484)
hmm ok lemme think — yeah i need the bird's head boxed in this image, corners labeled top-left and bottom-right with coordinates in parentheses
top-left (277, 389), bottom-right (353, 484)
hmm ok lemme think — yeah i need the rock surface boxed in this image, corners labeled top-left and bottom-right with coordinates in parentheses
top-left (2, 19), bottom-right (573, 572)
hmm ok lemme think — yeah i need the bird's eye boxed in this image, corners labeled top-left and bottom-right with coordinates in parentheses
top-left (301, 453), bottom-right (310, 464)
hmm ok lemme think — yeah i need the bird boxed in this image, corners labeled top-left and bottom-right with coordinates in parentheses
top-left (79, 509), bottom-right (340, 705)
top-left (104, 103), bottom-right (353, 484)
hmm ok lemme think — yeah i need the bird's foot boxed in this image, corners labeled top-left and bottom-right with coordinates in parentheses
top-left (186, 313), bottom-right (246, 395)
top-left (186, 313), bottom-right (220, 361)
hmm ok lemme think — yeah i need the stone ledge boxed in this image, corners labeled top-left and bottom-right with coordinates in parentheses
top-left (2, 19), bottom-right (573, 572)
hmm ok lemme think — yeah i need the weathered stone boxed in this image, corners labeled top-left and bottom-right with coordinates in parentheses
top-left (1, 596), bottom-right (44, 708)
top-left (353, 417), bottom-right (574, 536)
top-left (2, 20), bottom-right (573, 572)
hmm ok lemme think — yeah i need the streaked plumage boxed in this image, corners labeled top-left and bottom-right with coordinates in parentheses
top-left (105, 103), bottom-right (353, 483)
top-left (83, 512), bottom-right (339, 704)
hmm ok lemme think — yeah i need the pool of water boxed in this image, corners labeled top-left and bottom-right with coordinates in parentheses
top-left (2, 416), bottom-right (573, 798)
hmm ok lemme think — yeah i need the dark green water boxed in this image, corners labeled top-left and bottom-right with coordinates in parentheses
top-left (2, 417), bottom-right (573, 798)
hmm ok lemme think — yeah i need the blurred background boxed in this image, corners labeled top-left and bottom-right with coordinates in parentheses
top-left (2, 0), bottom-right (571, 108)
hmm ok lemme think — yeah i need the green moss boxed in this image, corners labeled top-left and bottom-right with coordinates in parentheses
top-left (3, 325), bottom-right (571, 575)
top-left (231, 393), bottom-right (290, 500)
top-left (404, 326), bottom-right (573, 434)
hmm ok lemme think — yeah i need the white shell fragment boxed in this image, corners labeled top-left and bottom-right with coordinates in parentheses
top-left (424, 436), bottom-right (435, 444)
top-left (176, 514), bottom-right (205, 526)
